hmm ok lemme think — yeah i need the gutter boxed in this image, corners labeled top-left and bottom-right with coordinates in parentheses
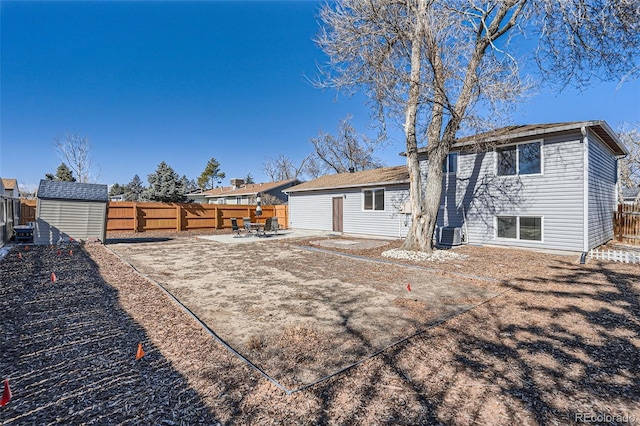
top-left (581, 126), bottom-right (589, 258)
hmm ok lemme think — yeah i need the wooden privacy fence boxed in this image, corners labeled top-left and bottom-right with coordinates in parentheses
top-left (20, 199), bottom-right (37, 225)
top-left (21, 200), bottom-right (288, 233)
top-left (614, 203), bottom-right (640, 246)
top-left (108, 202), bottom-right (288, 232)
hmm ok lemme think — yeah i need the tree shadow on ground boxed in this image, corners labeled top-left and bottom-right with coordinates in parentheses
top-left (0, 245), bottom-right (218, 424)
top-left (286, 258), bottom-right (640, 425)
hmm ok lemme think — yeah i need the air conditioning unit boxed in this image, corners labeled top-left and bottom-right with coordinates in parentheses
top-left (439, 226), bottom-right (463, 246)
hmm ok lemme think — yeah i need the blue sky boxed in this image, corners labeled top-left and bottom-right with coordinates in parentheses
top-left (1, 1), bottom-right (639, 192)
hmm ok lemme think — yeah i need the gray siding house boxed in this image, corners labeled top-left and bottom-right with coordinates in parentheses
top-left (286, 166), bottom-right (410, 236)
top-left (286, 121), bottom-right (627, 252)
top-left (35, 180), bottom-right (109, 245)
top-left (189, 179), bottom-right (300, 205)
top-left (1, 178), bottom-right (21, 247)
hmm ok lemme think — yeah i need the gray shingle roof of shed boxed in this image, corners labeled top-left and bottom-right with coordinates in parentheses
top-left (37, 180), bottom-right (108, 202)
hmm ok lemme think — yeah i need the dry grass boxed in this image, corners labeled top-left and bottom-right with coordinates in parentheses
top-left (2, 234), bottom-right (639, 425)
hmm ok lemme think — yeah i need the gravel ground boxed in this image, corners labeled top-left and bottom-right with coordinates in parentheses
top-left (1, 234), bottom-right (639, 425)
top-left (0, 243), bottom-right (218, 425)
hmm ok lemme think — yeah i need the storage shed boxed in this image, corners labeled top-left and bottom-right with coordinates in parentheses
top-left (35, 180), bottom-right (109, 245)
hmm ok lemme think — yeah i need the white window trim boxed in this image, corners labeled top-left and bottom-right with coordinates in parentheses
top-left (362, 187), bottom-right (386, 212)
top-left (495, 215), bottom-right (544, 242)
top-left (495, 139), bottom-right (544, 177)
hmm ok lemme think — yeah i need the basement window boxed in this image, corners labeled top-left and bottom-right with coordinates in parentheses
top-left (496, 216), bottom-right (542, 241)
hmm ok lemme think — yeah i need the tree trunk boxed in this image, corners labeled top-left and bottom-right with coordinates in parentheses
top-left (401, 0), bottom-right (430, 252)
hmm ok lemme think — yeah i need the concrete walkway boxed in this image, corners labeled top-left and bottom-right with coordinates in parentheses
top-left (196, 228), bottom-right (334, 244)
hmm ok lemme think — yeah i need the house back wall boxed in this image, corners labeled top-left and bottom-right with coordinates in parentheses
top-left (439, 131), bottom-right (586, 252)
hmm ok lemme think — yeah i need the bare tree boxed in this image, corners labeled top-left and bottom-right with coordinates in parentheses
top-left (310, 115), bottom-right (384, 174)
top-left (617, 123), bottom-right (640, 190)
top-left (316, 0), bottom-right (639, 252)
top-left (53, 133), bottom-right (101, 183)
top-left (263, 155), bottom-right (308, 181)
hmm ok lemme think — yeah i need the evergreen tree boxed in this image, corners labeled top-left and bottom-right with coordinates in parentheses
top-left (109, 183), bottom-right (126, 197)
top-left (197, 158), bottom-right (225, 190)
top-left (44, 163), bottom-right (76, 182)
top-left (181, 175), bottom-right (198, 193)
top-left (143, 162), bottom-right (187, 203)
top-left (125, 175), bottom-right (145, 201)
top-left (244, 173), bottom-right (255, 185)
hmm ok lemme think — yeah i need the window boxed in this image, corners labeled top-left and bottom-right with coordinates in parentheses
top-left (519, 217), bottom-right (542, 241)
top-left (497, 216), bottom-right (542, 241)
top-left (363, 189), bottom-right (385, 211)
top-left (442, 152), bottom-right (458, 174)
top-left (497, 146), bottom-right (517, 176)
top-left (497, 216), bottom-right (517, 238)
top-left (497, 141), bottom-right (541, 176)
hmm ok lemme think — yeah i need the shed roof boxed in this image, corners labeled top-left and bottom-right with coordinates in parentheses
top-left (285, 166), bottom-right (408, 193)
top-left (37, 180), bottom-right (108, 202)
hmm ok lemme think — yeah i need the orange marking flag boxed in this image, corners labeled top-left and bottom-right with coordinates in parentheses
top-left (135, 343), bottom-right (145, 360)
top-left (1, 379), bottom-right (11, 407)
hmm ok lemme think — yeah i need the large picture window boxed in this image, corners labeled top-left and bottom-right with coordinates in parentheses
top-left (497, 216), bottom-right (542, 241)
top-left (497, 141), bottom-right (541, 176)
top-left (363, 188), bottom-right (385, 211)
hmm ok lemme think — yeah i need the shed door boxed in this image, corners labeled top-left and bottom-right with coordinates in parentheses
top-left (332, 197), bottom-right (343, 233)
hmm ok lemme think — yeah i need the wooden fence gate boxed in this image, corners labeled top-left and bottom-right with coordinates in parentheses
top-left (614, 204), bottom-right (640, 246)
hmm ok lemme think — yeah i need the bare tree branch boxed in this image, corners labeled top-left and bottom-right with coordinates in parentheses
top-left (52, 133), bottom-right (101, 183)
top-left (316, 0), bottom-right (640, 252)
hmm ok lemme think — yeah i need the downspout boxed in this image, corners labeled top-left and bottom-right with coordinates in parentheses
top-left (580, 126), bottom-right (589, 263)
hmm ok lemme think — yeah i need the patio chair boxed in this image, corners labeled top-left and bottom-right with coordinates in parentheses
top-left (230, 218), bottom-right (243, 237)
top-left (242, 217), bottom-right (252, 234)
top-left (270, 217), bottom-right (280, 234)
top-left (262, 217), bottom-right (272, 237)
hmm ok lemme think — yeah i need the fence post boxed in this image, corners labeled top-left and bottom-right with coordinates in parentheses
top-left (133, 203), bottom-right (139, 232)
top-left (617, 204), bottom-right (623, 242)
top-left (176, 205), bottom-right (182, 231)
top-left (215, 206), bottom-right (223, 229)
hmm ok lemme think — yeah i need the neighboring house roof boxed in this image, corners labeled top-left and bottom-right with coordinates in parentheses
top-left (2, 178), bottom-right (18, 191)
top-left (439, 121), bottom-right (627, 156)
top-left (37, 180), bottom-right (108, 202)
top-left (286, 166), bottom-right (409, 193)
top-left (622, 187), bottom-right (640, 200)
top-left (207, 179), bottom-right (300, 198)
top-left (187, 186), bottom-right (233, 197)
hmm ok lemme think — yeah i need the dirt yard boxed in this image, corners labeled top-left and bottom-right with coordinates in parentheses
top-left (1, 232), bottom-right (639, 425)
top-left (106, 237), bottom-right (502, 388)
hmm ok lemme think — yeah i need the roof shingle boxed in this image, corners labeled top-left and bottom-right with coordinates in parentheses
top-left (444, 121), bottom-right (626, 156)
top-left (1, 178), bottom-right (18, 191)
top-left (286, 166), bottom-right (408, 192)
top-left (37, 180), bottom-right (108, 202)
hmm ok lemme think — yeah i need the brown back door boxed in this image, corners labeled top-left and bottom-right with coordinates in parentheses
top-left (332, 197), bottom-right (343, 233)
